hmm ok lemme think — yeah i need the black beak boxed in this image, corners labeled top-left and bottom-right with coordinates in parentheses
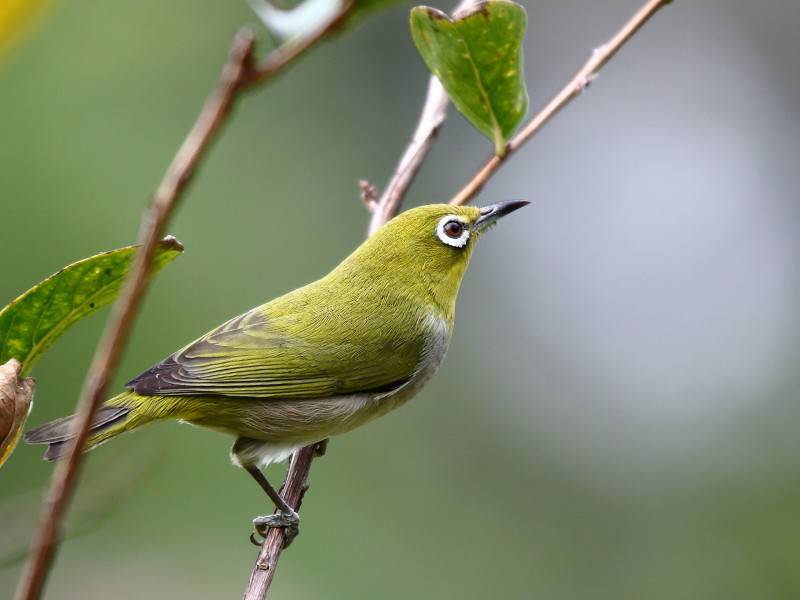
top-left (474, 200), bottom-right (530, 231)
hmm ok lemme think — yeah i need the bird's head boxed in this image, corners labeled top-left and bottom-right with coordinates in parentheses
top-left (335, 201), bottom-right (529, 317)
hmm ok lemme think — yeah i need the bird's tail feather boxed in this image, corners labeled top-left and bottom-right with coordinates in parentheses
top-left (24, 391), bottom-right (151, 461)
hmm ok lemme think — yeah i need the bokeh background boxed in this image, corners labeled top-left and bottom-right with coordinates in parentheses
top-left (2, 0), bottom-right (800, 598)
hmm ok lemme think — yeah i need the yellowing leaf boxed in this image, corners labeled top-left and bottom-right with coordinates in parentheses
top-left (0, 359), bottom-right (34, 468)
top-left (0, 0), bottom-right (49, 57)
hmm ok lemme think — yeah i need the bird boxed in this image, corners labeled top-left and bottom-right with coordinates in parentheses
top-left (25, 201), bottom-right (528, 544)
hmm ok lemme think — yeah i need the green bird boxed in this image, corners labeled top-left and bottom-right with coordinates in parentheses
top-left (25, 201), bottom-right (528, 542)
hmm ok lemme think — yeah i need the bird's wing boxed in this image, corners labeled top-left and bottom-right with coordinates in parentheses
top-left (125, 305), bottom-right (423, 399)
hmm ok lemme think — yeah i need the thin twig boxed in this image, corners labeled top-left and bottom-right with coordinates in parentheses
top-left (365, 0), bottom-right (474, 235)
top-left (359, 179), bottom-right (379, 212)
top-left (14, 6), bottom-right (354, 595)
top-left (367, 77), bottom-right (450, 234)
top-left (1, 446), bottom-right (162, 570)
top-left (450, 0), bottom-right (673, 206)
top-left (241, 0), bottom-right (355, 89)
top-left (13, 29), bottom-right (256, 600)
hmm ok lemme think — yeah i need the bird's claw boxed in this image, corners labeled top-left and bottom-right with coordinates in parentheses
top-left (251, 509), bottom-right (300, 548)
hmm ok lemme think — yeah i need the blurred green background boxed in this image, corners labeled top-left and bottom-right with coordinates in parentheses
top-left (2, 0), bottom-right (800, 598)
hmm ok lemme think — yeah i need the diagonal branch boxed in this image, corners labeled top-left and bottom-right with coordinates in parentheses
top-left (242, 0), bottom-right (355, 89)
top-left (367, 76), bottom-right (451, 234)
top-left (14, 30), bottom-right (256, 600)
top-left (450, 0), bottom-right (673, 206)
top-left (14, 5), bottom-right (356, 597)
top-left (366, 0), bottom-right (474, 234)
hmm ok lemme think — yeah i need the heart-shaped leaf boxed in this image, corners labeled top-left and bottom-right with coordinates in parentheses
top-left (0, 236), bottom-right (183, 376)
top-left (410, 0), bottom-right (528, 156)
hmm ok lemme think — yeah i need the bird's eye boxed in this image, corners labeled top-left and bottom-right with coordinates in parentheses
top-left (443, 221), bottom-right (464, 238)
top-left (436, 215), bottom-right (470, 248)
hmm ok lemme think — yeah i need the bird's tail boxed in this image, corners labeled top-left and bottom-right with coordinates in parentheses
top-left (24, 391), bottom-right (158, 461)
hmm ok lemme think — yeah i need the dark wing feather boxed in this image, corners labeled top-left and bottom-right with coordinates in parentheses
top-left (126, 305), bottom-right (422, 399)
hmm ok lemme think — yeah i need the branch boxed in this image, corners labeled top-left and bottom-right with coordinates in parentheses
top-left (243, 444), bottom-right (319, 599)
top-left (367, 77), bottom-right (450, 234)
top-left (359, 179), bottom-right (379, 212)
top-left (13, 30), bottom-right (256, 600)
top-left (1, 446), bottom-right (162, 570)
top-left (241, 0), bottom-right (355, 89)
top-left (449, 0), bottom-right (673, 206)
top-left (365, 0), bottom-right (475, 234)
top-left (14, 6), bottom-right (355, 596)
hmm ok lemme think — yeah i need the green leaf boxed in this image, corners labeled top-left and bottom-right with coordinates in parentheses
top-left (0, 236), bottom-right (184, 376)
top-left (410, 0), bottom-right (528, 156)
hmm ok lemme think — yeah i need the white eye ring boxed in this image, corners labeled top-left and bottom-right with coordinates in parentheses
top-left (436, 215), bottom-right (470, 248)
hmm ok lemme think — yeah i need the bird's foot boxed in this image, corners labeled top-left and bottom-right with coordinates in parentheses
top-left (250, 509), bottom-right (300, 548)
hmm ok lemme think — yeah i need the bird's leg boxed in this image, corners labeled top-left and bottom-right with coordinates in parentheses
top-left (244, 465), bottom-right (300, 547)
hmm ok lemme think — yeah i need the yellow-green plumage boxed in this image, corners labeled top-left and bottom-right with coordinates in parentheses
top-left (25, 202), bottom-right (527, 467)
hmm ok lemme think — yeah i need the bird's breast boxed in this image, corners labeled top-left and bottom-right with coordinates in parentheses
top-left (412, 312), bottom-right (452, 387)
top-left (378, 312), bottom-right (451, 400)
